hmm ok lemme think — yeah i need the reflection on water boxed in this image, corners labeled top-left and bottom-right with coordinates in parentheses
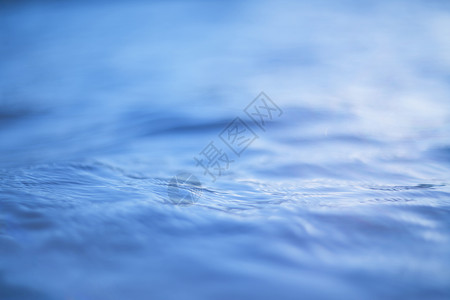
top-left (1, 0), bottom-right (450, 299)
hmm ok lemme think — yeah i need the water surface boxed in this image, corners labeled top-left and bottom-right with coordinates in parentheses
top-left (1, 1), bottom-right (450, 299)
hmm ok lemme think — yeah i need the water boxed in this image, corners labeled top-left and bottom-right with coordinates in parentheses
top-left (1, 0), bottom-right (450, 299)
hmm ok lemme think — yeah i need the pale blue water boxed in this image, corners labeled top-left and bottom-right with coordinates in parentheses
top-left (1, 0), bottom-right (450, 299)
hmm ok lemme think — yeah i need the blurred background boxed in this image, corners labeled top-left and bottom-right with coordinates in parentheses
top-left (0, 0), bottom-right (450, 299)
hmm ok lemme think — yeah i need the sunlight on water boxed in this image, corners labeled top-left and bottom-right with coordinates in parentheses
top-left (0, 0), bottom-right (450, 299)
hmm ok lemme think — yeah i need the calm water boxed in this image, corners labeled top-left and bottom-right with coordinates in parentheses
top-left (1, 1), bottom-right (450, 299)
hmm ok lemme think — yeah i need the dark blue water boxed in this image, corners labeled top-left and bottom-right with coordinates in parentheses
top-left (1, 1), bottom-right (450, 299)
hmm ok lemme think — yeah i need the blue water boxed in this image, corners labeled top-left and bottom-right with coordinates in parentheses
top-left (1, 1), bottom-right (450, 299)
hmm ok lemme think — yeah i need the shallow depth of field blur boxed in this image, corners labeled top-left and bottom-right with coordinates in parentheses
top-left (1, 0), bottom-right (450, 299)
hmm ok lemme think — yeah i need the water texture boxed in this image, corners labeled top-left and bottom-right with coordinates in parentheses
top-left (1, 0), bottom-right (450, 299)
